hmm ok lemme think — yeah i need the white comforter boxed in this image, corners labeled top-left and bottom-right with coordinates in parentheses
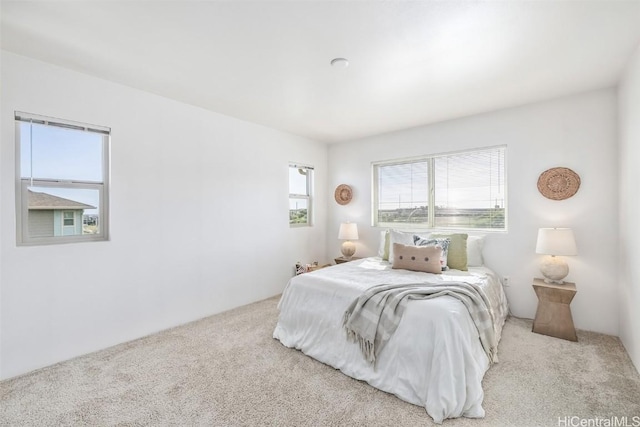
top-left (273, 257), bottom-right (509, 423)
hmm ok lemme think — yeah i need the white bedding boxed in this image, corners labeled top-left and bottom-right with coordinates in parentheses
top-left (273, 257), bottom-right (509, 423)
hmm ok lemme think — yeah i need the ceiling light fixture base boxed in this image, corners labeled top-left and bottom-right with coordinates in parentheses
top-left (330, 58), bottom-right (349, 68)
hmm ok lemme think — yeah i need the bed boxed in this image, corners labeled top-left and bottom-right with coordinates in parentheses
top-left (273, 256), bottom-right (509, 423)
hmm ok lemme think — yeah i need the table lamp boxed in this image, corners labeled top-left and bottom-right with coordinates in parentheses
top-left (338, 222), bottom-right (358, 259)
top-left (535, 228), bottom-right (577, 284)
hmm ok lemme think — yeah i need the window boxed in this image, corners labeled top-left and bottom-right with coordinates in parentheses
top-left (15, 112), bottom-right (110, 245)
top-left (373, 146), bottom-right (506, 231)
top-left (289, 163), bottom-right (313, 226)
top-left (63, 211), bottom-right (75, 226)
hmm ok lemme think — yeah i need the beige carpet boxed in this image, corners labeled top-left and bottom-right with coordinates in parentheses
top-left (1, 296), bottom-right (639, 426)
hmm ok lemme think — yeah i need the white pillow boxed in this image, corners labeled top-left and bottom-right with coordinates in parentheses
top-left (388, 230), bottom-right (416, 262)
top-left (467, 235), bottom-right (485, 267)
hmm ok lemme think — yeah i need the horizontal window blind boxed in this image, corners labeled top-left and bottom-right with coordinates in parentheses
top-left (434, 147), bottom-right (505, 229)
top-left (376, 160), bottom-right (429, 225)
top-left (373, 146), bottom-right (506, 231)
top-left (15, 111), bottom-right (111, 135)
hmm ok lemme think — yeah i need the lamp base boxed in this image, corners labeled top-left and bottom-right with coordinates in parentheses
top-left (341, 241), bottom-right (356, 259)
top-left (540, 255), bottom-right (569, 284)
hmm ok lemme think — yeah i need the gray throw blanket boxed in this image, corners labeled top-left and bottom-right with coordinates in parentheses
top-left (343, 281), bottom-right (497, 365)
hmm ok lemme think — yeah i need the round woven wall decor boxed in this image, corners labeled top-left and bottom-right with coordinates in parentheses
top-left (537, 167), bottom-right (581, 200)
top-left (334, 184), bottom-right (353, 205)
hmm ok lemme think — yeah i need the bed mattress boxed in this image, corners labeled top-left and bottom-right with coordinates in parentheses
top-left (273, 257), bottom-right (508, 423)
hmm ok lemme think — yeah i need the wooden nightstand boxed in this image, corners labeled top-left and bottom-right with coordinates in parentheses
top-left (532, 278), bottom-right (578, 342)
top-left (334, 256), bottom-right (362, 264)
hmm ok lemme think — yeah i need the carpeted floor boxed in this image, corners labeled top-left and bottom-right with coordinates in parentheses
top-left (1, 296), bottom-right (639, 426)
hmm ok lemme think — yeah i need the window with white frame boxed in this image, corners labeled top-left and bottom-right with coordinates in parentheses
top-left (289, 163), bottom-right (313, 226)
top-left (373, 146), bottom-right (506, 230)
top-left (15, 112), bottom-right (110, 245)
top-left (63, 211), bottom-right (75, 226)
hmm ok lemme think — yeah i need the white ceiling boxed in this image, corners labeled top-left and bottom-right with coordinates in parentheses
top-left (2, 1), bottom-right (640, 143)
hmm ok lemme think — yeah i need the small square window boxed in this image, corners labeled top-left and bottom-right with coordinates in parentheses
top-left (63, 211), bottom-right (75, 227)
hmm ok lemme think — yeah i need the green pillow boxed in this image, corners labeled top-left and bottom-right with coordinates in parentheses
top-left (378, 230), bottom-right (391, 260)
top-left (430, 233), bottom-right (468, 271)
top-left (383, 230), bottom-right (390, 260)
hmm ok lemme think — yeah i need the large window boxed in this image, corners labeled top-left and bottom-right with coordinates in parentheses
top-left (373, 146), bottom-right (506, 230)
top-left (289, 163), bottom-right (313, 226)
top-left (15, 112), bottom-right (110, 245)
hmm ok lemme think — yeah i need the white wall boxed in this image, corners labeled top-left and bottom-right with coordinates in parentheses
top-left (327, 89), bottom-right (619, 336)
top-left (0, 51), bottom-right (328, 379)
top-left (618, 43), bottom-right (640, 372)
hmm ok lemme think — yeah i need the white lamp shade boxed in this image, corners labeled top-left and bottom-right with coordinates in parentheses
top-left (536, 228), bottom-right (577, 256)
top-left (338, 222), bottom-right (358, 240)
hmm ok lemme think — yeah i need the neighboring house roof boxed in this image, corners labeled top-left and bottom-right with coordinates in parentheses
top-left (28, 190), bottom-right (95, 210)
